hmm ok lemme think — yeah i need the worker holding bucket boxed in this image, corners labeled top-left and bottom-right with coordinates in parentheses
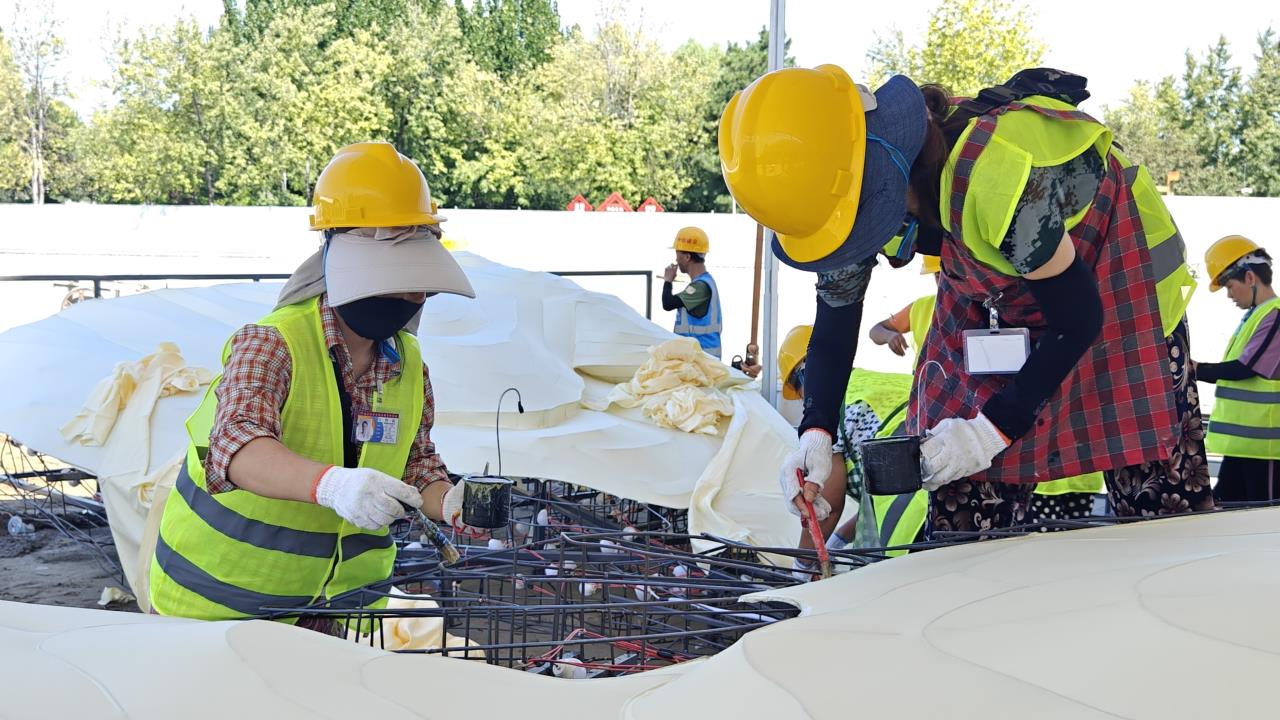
top-left (720, 65), bottom-right (1208, 535)
top-left (149, 143), bottom-right (482, 624)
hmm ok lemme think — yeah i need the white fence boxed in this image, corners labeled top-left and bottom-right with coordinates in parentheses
top-left (3, 198), bottom-right (1280, 415)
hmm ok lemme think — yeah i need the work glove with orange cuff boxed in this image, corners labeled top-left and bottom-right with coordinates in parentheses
top-left (919, 413), bottom-right (1009, 491)
top-left (778, 429), bottom-right (834, 521)
top-left (314, 466), bottom-right (421, 530)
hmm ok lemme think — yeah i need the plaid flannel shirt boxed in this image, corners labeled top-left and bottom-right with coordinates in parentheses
top-left (204, 294), bottom-right (449, 494)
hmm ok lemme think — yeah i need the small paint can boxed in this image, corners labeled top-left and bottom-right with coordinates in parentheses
top-left (463, 475), bottom-right (514, 528)
top-left (858, 436), bottom-right (924, 495)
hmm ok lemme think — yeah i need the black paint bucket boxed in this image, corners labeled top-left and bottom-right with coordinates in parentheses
top-left (463, 476), bottom-right (514, 529)
top-left (859, 436), bottom-right (924, 495)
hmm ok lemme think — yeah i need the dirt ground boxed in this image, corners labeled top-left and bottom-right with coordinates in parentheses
top-left (0, 517), bottom-right (139, 612)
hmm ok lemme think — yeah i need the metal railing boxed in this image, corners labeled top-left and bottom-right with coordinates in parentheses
top-left (0, 270), bottom-right (655, 319)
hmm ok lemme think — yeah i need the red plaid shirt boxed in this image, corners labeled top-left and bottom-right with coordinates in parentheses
top-left (204, 294), bottom-right (449, 494)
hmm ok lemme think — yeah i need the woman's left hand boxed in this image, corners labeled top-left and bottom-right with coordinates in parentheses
top-left (920, 414), bottom-right (1009, 490)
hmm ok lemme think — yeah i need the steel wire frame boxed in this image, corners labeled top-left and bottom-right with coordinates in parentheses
top-left (264, 529), bottom-right (829, 675)
top-left (0, 436), bottom-right (122, 582)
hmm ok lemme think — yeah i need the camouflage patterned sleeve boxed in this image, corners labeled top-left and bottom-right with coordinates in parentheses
top-left (815, 254), bottom-right (877, 308)
top-left (999, 149), bottom-right (1105, 275)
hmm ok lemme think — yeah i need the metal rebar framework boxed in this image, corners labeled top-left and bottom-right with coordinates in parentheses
top-left (264, 528), bottom-right (829, 675)
top-left (0, 435), bottom-right (121, 582)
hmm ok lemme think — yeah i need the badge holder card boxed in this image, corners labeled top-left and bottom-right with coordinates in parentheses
top-left (963, 328), bottom-right (1030, 374)
top-left (963, 294), bottom-right (1031, 375)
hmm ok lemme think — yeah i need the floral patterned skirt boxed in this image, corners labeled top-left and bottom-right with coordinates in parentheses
top-left (927, 319), bottom-right (1214, 537)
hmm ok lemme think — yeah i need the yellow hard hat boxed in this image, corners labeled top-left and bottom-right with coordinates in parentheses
top-left (672, 226), bottom-right (710, 254)
top-left (921, 255), bottom-right (941, 275)
top-left (718, 65), bottom-right (867, 265)
top-left (1206, 234), bottom-right (1261, 291)
top-left (441, 235), bottom-right (469, 252)
top-left (778, 325), bottom-right (813, 401)
top-left (310, 142), bottom-right (442, 230)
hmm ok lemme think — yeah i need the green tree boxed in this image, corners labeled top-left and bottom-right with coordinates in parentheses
top-left (455, 0), bottom-right (560, 78)
top-left (0, 32), bottom-right (29, 200)
top-left (674, 27), bottom-right (792, 213)
top-left (510, 22), bottom-right (718, 210)
top-left (1104, 79), bottom-right (1204, 194)
top-left (867, 0), bottom-right (1044, 96)
top-left (221, 0), bottom-right (436, 43)
top-left (1176, 36), bottom-right (1244, 195)
top-left (10, 0), bottom-right (70, 203)
top-left (1239, 29), bottom-right (1280, 196)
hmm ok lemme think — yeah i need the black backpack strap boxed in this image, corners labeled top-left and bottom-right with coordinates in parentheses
top-left (942, 67), bottom-right (1091, 147)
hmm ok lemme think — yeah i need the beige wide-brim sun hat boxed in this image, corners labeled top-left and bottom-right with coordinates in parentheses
top-left (324, 233), bottom-right (476, 306)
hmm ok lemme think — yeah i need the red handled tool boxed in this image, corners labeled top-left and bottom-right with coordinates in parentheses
top-left (797, 468), bottom-right (832, 579)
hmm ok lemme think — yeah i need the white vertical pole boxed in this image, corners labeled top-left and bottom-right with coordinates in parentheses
top-left (760, 0), bottom-right (785, 408)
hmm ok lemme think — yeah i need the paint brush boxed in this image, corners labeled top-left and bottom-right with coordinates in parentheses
top-left (399, 501), bottom-right (461, 566)
top-left (796, 469), bottom-right (833, 580)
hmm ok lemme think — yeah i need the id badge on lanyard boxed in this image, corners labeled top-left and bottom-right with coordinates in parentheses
top-left (963, 293), bottom-right (1030, 375)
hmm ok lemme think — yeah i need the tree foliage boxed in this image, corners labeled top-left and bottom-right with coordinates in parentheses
top-left (455, 0), bottom-right (561, 78)
top-left (867, 0), bottom-right (1044, 96)
top-left (1, 0), bottom-right (1276, 206)
top-left (1107, 32), bottom-right (1280, 197)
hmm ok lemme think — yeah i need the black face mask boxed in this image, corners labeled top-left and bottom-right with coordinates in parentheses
top-left (335, 296), bottom-right (423, 342)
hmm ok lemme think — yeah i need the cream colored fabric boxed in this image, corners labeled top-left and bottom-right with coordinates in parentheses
top-left (585, 338), bottom-right (736, 436)
top-left (6, 508), bottom-right (1280, 718)
top-left (0, 256), bottom-right (810, 598)
top-left (55, 343), bottom-right (208, 601)
top-left (346, 589), bottom-right (484, 655)
top-left (60, 342), bottom-right (211, 450)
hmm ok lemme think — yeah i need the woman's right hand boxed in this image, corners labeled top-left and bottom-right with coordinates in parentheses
top-left (779, 429), bottom-right (833, 520)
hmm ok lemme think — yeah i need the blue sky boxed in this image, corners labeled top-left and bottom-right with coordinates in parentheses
top-left (16, 0), bottom-right (1280, 118)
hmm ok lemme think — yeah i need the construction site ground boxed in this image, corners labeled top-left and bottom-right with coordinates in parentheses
top-left (0, 519), bottom-right (136, 611)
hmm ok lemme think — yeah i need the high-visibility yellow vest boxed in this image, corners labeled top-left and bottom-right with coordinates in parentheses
top-left (149, 297), bottom-right (423, 621)
top-left (1207, 296), bottom-right (1280, 460)
top-left (835, 368), bottom-right (924, 557)
top-left (908, 293), bottom-right (936, 365)
top-left (940, 95), bottom-right (1195, 338)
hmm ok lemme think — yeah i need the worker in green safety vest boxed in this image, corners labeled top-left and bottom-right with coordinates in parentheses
top-left (149, 143), bottom-right (481, 626)
top-left (1196, 235), bottom-right (1280, 502)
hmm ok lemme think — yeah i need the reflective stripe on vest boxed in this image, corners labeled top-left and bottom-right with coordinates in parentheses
top-left (153, 534), bottom-right (315, 617)
top-left (150, 297), bottom-right (421, 620)
top-left (942, 96), bottom-right (1195, 337)
top-left (871, 491), bottom-right (928, 558)
top-left (673, 271), bottom-right (722, 357)
top-left (1208, 296), bottom-right (1280, 460)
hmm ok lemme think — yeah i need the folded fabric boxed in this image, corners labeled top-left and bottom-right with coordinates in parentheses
top-left (346, 589), bottom-right (485, 656)
top-left (584, 338), bottom-right (734, 435)
top-left (60, 342), bottom-right (212, 446)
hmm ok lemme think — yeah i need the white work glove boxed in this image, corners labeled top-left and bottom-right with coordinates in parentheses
top-left (440, 478), bottom-right (466, 529)
top-left (314, 466), bottom-right (421, 531)
top-left (920, 413), bottom-right (1009, 491)
top-left (779, 429), bottom-right (834, 521)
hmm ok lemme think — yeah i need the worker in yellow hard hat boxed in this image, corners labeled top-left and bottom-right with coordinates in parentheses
top-left (662, 226), bottom-right (723, 358)
top-left (721, 65), bottom-right (1206, 536)
top-left (150, 142), bottom-right (480, 628)
top-left (1195, 235), bottom-right (1280, 502)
